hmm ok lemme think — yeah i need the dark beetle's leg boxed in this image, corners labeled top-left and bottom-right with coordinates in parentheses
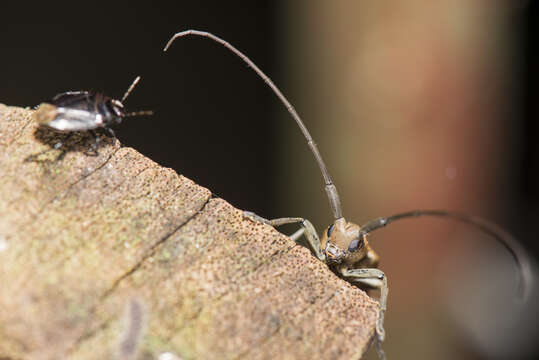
top-left (90, 130), bottom-right (101, 145)
top-left (105, 127), bottom-right (116, 138)
top-left (87, 130), bottom-right (100, 156)
top-left (53, 132), bottom-right (73, 150)
top-left (243, 211), bottom-right (324, 261)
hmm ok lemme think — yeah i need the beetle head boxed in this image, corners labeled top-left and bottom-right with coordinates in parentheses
top-left (320, 218), bottom-right (369, 266)
top-left (109, 99), bottom-right (126, 123)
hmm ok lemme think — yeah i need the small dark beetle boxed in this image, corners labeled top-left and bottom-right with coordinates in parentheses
top-left (34, 76), bottom-right (152, 150)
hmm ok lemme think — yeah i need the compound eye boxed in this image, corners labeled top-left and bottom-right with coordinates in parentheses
top-left (327, 224), bottom-right (335, 238)
top-left (348, 237), bottom-right (364, 252)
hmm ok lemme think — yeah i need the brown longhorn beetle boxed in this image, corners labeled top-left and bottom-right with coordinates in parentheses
top-left (164, 30), bottom-right (533, 359)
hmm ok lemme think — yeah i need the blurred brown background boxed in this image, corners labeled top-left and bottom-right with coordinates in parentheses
top-left (281, 2), bottom-right (538, 359)
top-left (1, 1), bottom-right (538, 359)
top-left (280, 0), bottom-right (537, 359)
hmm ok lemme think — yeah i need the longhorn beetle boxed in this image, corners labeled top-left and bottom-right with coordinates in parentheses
top-left (164, 30), bottom-right (533, 359)
top-left (33, 76), bottom-right (153, 151)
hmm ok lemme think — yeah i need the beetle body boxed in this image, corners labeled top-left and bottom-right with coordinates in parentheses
top-left (35, 91), bottom-right (125, 132)
top-left (31, 76), bottom-right (151, 153)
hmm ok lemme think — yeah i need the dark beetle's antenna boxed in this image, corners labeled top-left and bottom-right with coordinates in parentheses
top-left (120, 76), bottom-right (153, 118)
top-left (359, 210), bottom-right (534, 300)
top-left (124, 110), bottom-right (154, 117)
top-left (164, 30), bottom-right (343, 220)
top-left (121, 76), bottom-right (141, 103)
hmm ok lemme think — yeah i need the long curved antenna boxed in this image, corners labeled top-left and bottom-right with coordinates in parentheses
top-left (164, 30), bottom-right (343, 220)
top-left (359, 210), bottom-right (533, 300)
top-left (121, 76), bottom-right (141, 103)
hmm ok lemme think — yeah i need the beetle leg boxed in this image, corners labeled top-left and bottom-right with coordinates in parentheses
top-left (105, 127), bottom-right (116, 138)
top-left (87, 130), bottom-right (101, 155)
top-left (52, 132), bottom-right (73, 150)
top-left (243, 211), bottom-right (324, 261)
top-left (341, 268), bottom-right (388, 360)
top-left (289, 227), bottom-right (305, 242)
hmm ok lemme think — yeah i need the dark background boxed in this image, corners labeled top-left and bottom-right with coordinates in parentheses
top-left (522, 0), bottom-right (539, 254)
top-left (1, 2), bottom-right (538, 359)
top-left (1, 1), bottom-right (279, 217)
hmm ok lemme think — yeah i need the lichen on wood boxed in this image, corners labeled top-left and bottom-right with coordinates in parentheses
top-left (0, 104), bottom-right (379, 360)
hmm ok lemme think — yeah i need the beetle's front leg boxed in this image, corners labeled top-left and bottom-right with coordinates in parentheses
top-left (341, 268), bottom-right (388, 360)
top-left (89, 130), bottom-right (101, 153)
top-left (243, 211), bottom-right (324, 261)
top-left (50, 132), bottom-right (73, 150)
top-left (105, 127), bottom-right (116, 139)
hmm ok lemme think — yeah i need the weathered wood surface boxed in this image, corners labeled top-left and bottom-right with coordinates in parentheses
top-left (0, 104), bottom-right (378, 360)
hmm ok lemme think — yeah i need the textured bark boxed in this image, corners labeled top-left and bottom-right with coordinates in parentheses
top-left (0, 104), bottom-right (378, 360)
